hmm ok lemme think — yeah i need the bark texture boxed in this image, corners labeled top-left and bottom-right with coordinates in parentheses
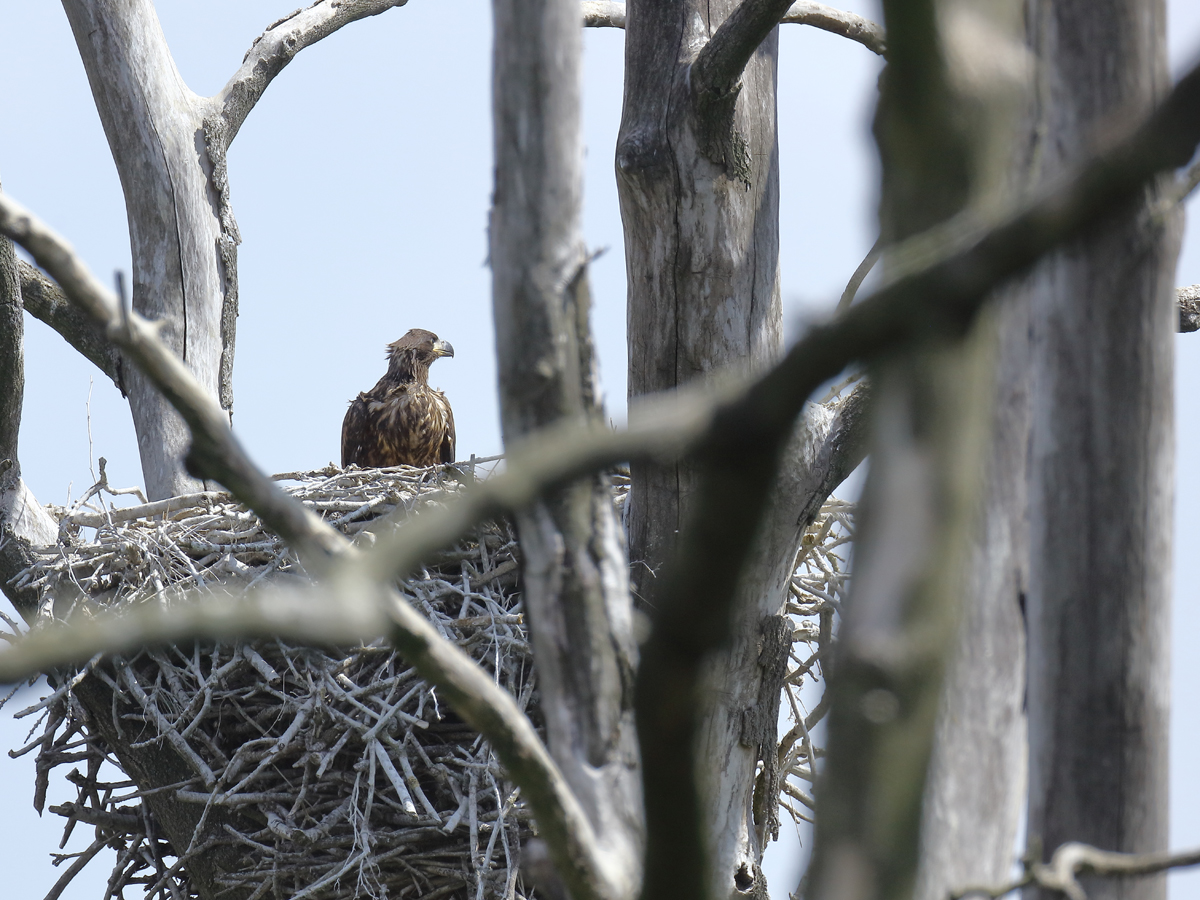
top-left (0, 183), bottom-right (58, 618)
top-left (491, 0), bottom-right (642, 896)
top-left (617, 4), bottom-right (799, 896)
top-left (1023, 2), bottom-right (1177, 897)
top-left (914, 288), bottom-right (1029, 900)
top-left (62, 0), bottom-right (226, 500)
top-left (618, 0), bottom-right (783, 605)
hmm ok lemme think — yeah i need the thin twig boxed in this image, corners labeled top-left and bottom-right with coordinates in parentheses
top-left (838, 237), bottom-right (882, 311)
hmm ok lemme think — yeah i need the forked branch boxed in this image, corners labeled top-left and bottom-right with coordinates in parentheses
top-left (582, 0), bottom-right (886, 58)
top-left (634, 51), bottom-right (1200, 900)
top-left (692, 0), bottom-right (797, 99)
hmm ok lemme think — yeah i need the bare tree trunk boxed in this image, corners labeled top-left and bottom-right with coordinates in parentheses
top-left (1023, 3), bottom-right (1177, 897)
top-left (618, 0), bottom-right (782, 604)
top-left (0, 181), bottom-right (58, 619)
top-left (617, 5), bottom-right (817, 896)
top-left (490, 1), bottom-right (642, 896)
top-left (61, 0), bottom-right (229, 500)
top-left (617, 4), bottom-right (878, 894)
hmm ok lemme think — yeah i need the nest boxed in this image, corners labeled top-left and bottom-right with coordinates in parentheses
top-left (4, 461), bottom-right (852, 900)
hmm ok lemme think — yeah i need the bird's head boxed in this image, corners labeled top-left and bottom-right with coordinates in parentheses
top-left (386, 328), bottom-right (454, 381)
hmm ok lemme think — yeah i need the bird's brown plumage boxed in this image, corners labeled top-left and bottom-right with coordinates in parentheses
top-left (341, 329), bottom-right (456, 468)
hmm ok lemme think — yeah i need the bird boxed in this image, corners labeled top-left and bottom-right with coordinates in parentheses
top-left (341, 329), bottom-right (456, 469)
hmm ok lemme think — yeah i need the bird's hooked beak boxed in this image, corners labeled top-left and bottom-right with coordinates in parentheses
top-left (432, 339), bottom-right (455, 358)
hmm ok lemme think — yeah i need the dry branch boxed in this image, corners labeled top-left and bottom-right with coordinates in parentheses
top-left (634, 49), bottom-right (1200, 900)
top-left (953, 842), bottom-right (1200, 900)
top-left (17, 259), bottom-right (125, 395)
top-left (582, 0), bottom-right (887, 58)
top-left (1179, 284), bottom-right (1200, 332)
top-left (781, 1), bottom-right (886, 54)
top-left (214, 0), bottom-right (411, 146)
top-left (581, 1), bottom-right (626, 27)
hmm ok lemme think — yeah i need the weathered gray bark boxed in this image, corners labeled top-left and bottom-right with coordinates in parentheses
top-left (62, 0), bottom-right (225, 500)
top-left (1023, 3), bottom-right (1177, 898)
top-left (616, 3), bottom-right (833, 895)
top-left (17, 259), bottom-right (126, 395)
top-left (0, 183), bottom-right (58, 618)
top-left (618, 0), bottom-right (784, 603)
top-left (490, 1), bottom-right (642, 897)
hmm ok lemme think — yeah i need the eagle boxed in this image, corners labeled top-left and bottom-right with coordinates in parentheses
top-left (341, 329), bottom-right (456, 469)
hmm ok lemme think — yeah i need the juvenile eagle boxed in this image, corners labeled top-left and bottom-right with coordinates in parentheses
top-left (341, 329), bottom-right (456, 468)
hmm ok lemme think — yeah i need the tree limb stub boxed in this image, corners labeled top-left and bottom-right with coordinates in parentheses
top-left (0, 195), bottom-right (347, 568)
top-left (582, 1), bottom-right (887, 58)
top-left (953, 842), bottom-right (1200, 900)
top-left (1179, 284), bottom-right (1200, 332)
top-left (18, 259), bottom-right (125, 395)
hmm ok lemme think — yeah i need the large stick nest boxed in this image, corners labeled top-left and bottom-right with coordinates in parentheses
top-left (5, 462), bottom-right (851, 900)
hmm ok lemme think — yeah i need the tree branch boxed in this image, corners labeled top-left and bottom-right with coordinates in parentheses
top-left (953, 842), bottom-right (1200, 900)
top-left (781, 1), bottom-right (886, 55)
top-left (17, 259), bottom-right (125, 394)
top-left (692, 0), bottom-right (796, 99)
top-left (0, 198), bottom-right (347, 568)
top-left (213, 0), bottom-right (409, 147)
top-left (3, 45), bottom-right (1200, 898)
top-left (582, 1), bottom-right (887, 58)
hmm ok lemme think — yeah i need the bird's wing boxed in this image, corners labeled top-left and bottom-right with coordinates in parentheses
top-left (439, 395), bottom-right (456, 464)
top-left (341, 394), bottom-right (371, 467)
